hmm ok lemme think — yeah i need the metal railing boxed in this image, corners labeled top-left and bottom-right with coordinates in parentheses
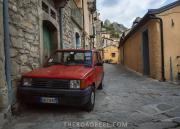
top-left (70, 0), bottom-right (83, 28)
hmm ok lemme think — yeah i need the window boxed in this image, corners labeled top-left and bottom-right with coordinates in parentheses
top-left (42, 1), bottom-right (57, 20)
top-left (111, 53), bottom-right (116, 58)
top-left (42, 2), bottom-right (49, 13)
top-left (50, 9), bottom-right (56, 20)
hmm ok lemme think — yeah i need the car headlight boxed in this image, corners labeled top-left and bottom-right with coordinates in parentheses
top-left (23, 78), bottom-right (32, 86)
top-left (70, 80), bottom-right (80, 89)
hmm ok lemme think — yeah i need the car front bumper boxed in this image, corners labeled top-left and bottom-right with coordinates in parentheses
top-left (18, 86), bottom-right (92, 106)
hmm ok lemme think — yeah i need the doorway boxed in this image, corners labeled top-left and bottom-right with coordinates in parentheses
top-left (142, 30), bottom-right (150, 75)
top-left (43, 20), bottom-right (58, 62)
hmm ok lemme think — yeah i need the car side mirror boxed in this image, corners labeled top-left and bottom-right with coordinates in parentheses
top-left (96, 62), bottom-right (103, 66)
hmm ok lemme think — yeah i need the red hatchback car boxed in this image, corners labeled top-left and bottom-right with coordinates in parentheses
top-left (18, 49), bottom-right (104, 111)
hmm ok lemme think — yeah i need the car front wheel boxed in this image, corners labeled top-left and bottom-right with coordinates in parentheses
top-left (84, 87), bottom-right (95, 111)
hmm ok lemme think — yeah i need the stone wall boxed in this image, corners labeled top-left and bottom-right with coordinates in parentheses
top-left (62, 1), bottom-right (74, 48)
top-left (0, 0), bottom-right (9, 110)
top-left (0, 0), bottom-right (64, 111)
top-left (94, 19), bottom-right (102, 49)
top-left (62, 0), bottom-right (83, 49)
top-left (8, 0), bottom-right (41, 102)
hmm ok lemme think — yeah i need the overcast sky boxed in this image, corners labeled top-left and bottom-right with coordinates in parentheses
top-left (97, 0), bottom-right (177, 28)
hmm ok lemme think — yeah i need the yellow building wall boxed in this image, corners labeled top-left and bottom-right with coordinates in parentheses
top-left (123, 31), bottom-right (142, 73)
top-left (121, 20), bottom-right (162, 80)
top-left (157, 6), bottom-right (180, 81)
top-left (103, 46), bottom-right (119, 64)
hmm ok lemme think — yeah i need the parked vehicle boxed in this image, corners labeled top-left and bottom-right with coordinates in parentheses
top-left (18, 49), bottom-right (104, 111)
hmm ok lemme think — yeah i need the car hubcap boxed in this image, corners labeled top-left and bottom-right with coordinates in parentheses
top-left (91, 92), bottom-right (95, 104)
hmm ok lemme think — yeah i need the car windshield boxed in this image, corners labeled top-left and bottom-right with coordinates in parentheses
top-left (47, 51), bottom-right (92, 66)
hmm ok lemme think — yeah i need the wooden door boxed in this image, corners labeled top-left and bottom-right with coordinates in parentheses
top-left (43, 25), bottom-right (52, 60)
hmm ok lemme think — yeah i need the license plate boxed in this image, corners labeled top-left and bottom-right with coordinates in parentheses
top-left (40, 97), bottom-right (58, 104)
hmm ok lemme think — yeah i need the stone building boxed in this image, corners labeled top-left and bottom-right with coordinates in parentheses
top-left (94, 12), bottom-right (102, 49)
top-left (0, 0), bottom-right (65, 119)
top-left (0, 0), bottom-right (9, 114)
top-left (83, 0), bottom-right (97, 49)
top-left (0, 0), bottom-right (98, 122)
top-left (102, 37), bottom-right (119, 48)
top-left (62, 0), bottom-right (97, 49)
top-left (101, 31), bottom-right (111, 39)
top-left (62, 0), bottom-right (83, 48)
top-left (120, 1), bottom-right (180, 82)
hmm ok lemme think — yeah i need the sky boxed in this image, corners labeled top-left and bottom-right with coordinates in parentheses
top-left (97, 0), bottom-right (177, 28)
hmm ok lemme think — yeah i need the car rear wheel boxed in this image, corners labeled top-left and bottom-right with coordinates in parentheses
top-left (98, 73), bottom-right (104, 90)
top-left (98, 81), bottom-right (103, 90)
top-left (84, 87), bottom-right (95, 112)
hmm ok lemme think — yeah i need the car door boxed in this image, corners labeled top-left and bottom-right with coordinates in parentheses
top-left (94, 52), bottom-right (103, 87)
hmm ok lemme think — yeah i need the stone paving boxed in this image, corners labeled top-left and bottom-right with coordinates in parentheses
top-left (2, 64), bottom-right (180, 129)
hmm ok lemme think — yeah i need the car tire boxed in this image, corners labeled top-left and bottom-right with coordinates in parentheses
top-left (98, 73), bottom-right (104, 90)
top-left (84, 87), bottom-right (95, 112)
top-left (98, 82), bottom-right (103, 90)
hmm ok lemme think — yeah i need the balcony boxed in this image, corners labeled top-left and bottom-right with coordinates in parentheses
top-left (70, 0), bottom-right (83, 29)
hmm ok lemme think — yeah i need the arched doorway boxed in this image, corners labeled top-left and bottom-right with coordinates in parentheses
top-left (75, 32), bottom-right (80, 49)
top-left (43, 20), bottom-right (58, 61)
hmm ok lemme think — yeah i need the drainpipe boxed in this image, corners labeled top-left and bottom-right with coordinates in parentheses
top-left (82, 0), bottom-right (85, 49)
top-left (59, 8), bottom-right (63, 49)
top-left (91, 12), bottom-right (94, 49)
top-left (149, 15), bottom-right (165, 81)
top-left (3, 0), bottom-right (12, 105)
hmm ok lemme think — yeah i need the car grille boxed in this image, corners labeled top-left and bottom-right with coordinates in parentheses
top-left (31, 78), bottom-right (70, 89)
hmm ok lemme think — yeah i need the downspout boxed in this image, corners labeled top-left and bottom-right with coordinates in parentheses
top-left (3, 0), bottom-right (12, 105)
top-left (82, 0), bottom-right (85, 49)
top-left (149, 15), bottom-right (165, 81)
top-left (59, 8), bottom-right (63, 49)
top-left (91, 12), bottom-right (94, 49)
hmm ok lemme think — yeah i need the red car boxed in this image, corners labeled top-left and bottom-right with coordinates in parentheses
top-left (18, 49), bottom-right (104, 111)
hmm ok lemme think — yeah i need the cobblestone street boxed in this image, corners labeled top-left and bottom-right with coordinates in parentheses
top-left (3, 64), bottom-right (180, 129)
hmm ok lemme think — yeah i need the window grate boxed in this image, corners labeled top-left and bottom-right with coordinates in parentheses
top-left (50, 9), bottom-right (56, 20)
top-left (42, 2), bottom-right (49, 13)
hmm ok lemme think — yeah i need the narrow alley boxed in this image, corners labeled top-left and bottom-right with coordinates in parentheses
top-left (3, 64), bottom-right (180, 129)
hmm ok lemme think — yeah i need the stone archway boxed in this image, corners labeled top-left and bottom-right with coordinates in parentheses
top-left (42, 20), bottom-right (58, 62)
